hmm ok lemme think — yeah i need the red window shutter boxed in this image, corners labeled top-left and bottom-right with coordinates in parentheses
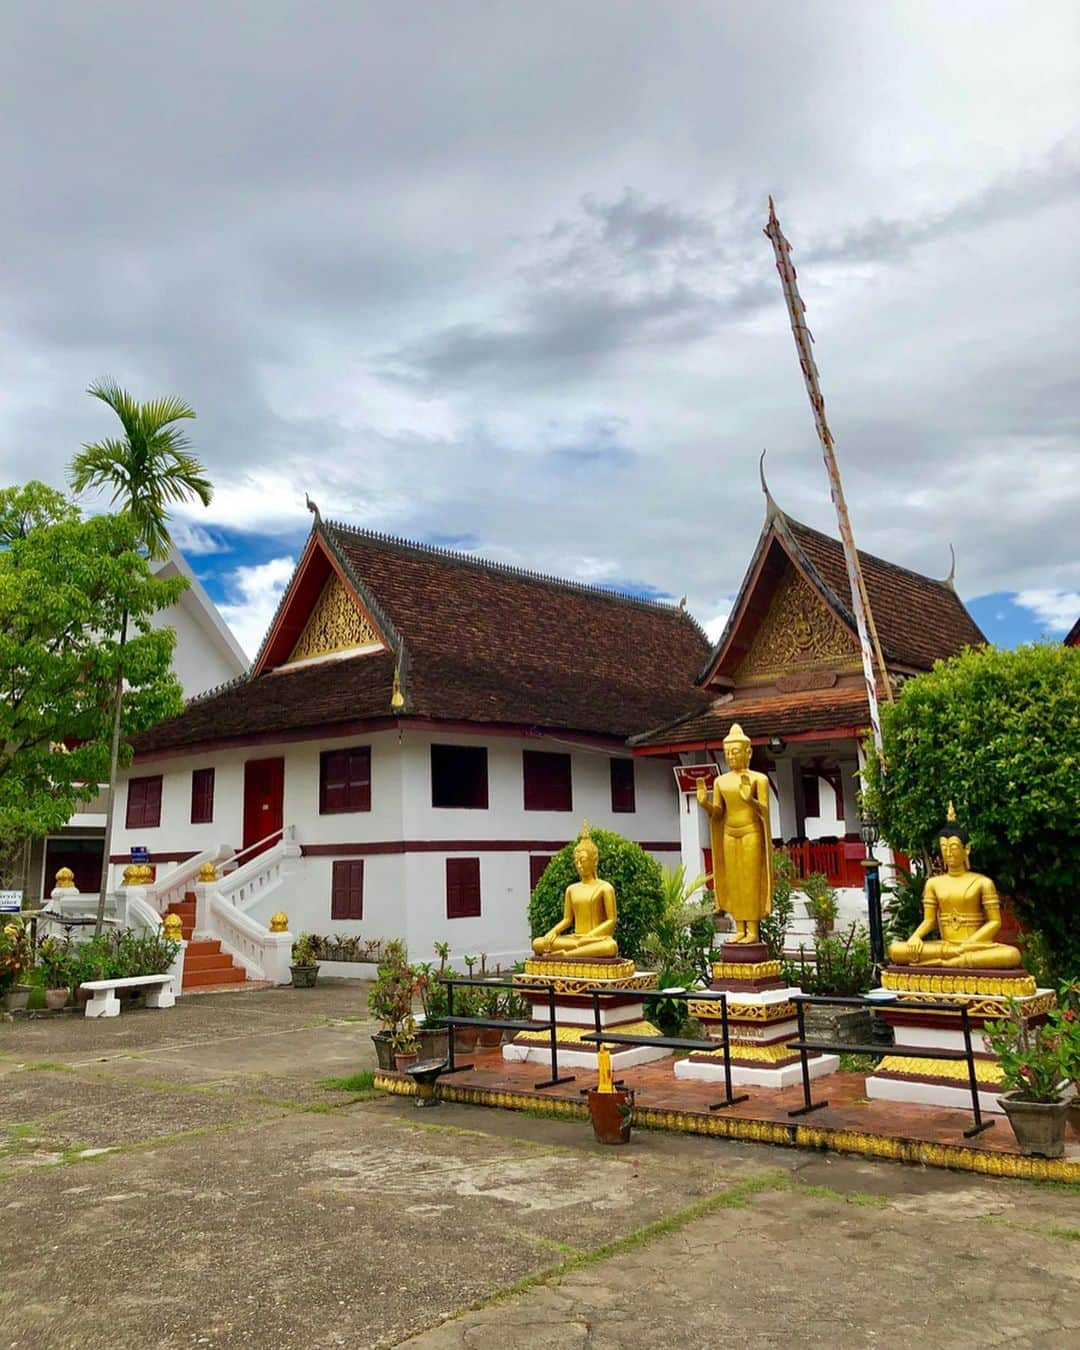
top-left (610, 758), bottom-right (635, 813)
top-left (320, 747), bottom-right (371, 814)
top-left (191, 768), bottom-right (215, 824)
top-left (529, 855), bottom-right (554, 892)
top-left (331, 859), bottom-right (364, 920)
top-left (446, 857), bottom-right (481, 919)
top-left (523, 751), bottom-right (572, 812)
top-left (126, 775), bottom-right (163, 829)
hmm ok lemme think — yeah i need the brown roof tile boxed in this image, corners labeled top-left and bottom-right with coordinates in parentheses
top-left (632, 686), bottom-right (871, 749)
top-left (133, 525), bottom-right (711, 754)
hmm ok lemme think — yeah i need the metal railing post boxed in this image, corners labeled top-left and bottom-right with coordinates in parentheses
top-left (960, 1004), bottom-right (991, 1138)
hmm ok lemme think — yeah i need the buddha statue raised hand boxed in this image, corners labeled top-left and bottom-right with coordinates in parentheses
top-left (532, 824), bottom-right (619, 960)
top-left (888, 804), bottom-right (1022, 971)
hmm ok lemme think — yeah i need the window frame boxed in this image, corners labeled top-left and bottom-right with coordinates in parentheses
top-left (190, 767), bottom-right (215, 824)
top-left (522, 749), bottom-right (573, 812)
top-left (430, 744), bottom-right (489, 810)
top-left (445, 857), bottom-right (482, 919)
top-left (609, 758), bottom-right (636, 814)
top-left (125, 774), bottom-right (163, 830)
top-left (331, 859), bottom-right (364, 920)
top-left (319, 745), bottom-right (372, 815)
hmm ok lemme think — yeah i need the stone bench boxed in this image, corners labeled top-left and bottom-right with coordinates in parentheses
top-left (79, 974), bottom-right (176, 1019)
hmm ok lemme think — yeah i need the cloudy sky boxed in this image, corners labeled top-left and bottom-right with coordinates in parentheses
top-left (3, 2), bottom-right (1078, 657)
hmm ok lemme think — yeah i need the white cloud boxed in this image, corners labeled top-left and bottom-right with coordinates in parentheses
top-left (169, 519), bottom-right (230, 556)
top-left (217, 556), bottom-right (298, 659)
top-left (1014, 589), bottom-right (1080, 634)
top-left (703, 610), bottom-right (732, 644)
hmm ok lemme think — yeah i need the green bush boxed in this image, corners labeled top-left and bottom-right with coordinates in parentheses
top-left (801, 872), bottom-right (839, 938)
top-left (760, 849), bottom-right (798, 961)
top-left (70, 929), bottom-right (179, 985)
top-left (783, 923), bottom-right (873, 997)
top-left (528, 827), bottom-right (665, 965)
top-left (882, 863), bottom-right (926, 944)
top-left (862, 643), bottom-right (1080, 978)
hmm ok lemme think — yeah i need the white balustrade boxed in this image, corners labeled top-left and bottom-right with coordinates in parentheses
top-left (206, 890), bottom-right (292, 984)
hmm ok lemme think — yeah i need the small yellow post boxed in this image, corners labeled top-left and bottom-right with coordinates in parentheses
top-left (596, 1044), bottom-right (614, 1093)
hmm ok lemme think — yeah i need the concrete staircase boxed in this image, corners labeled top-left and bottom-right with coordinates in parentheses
top-left (166, 893), bottom-right (249, 991)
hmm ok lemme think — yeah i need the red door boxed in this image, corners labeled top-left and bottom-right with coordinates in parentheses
top-left (243, 757), bottom-right (284, 857)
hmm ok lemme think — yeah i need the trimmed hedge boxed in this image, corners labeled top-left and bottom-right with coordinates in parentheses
top-left (527, 827), bottom-right (665, 965)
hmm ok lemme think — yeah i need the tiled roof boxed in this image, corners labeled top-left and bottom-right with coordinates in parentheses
top-left (133, 524), bottom-right (711, 754)
top-left (631, 686), bottom-right (871, 750)
top-left (780, 516), bottom-right (985, 671)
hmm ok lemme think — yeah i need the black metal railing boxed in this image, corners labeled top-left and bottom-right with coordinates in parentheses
top-left (443, 977), bottom-right (575, 1091)
top-left (786, 993), bottom-right (994, 1139)
top-left (578, 986), bottom-right (749, 1112)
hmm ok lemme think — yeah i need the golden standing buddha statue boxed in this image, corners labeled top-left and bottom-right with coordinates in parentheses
top-left (696, 724), bottom-right (773, 944)
top-left (531, 824), bottom-right (619, 960)
top-left (888, 804), bottom-right (1022, 970)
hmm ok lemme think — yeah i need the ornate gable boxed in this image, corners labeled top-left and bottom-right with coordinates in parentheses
top-left (285, 575), bottom-right (383, 666)
top-left (734, 567), bottom-right (857, 685)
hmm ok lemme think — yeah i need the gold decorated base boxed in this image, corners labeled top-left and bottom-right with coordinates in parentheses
top-left (690, 1041), bottom-right (803, 1066)
top-left (881, 967), bottom-right (1037, 997)
top-left (875, 1055), bottom-right (1005, 1086)
top-left (688, 998), bottom-right (797, 1023)
top-left (712, 960), bottom-right (782, 982)
top-left (512, 1019), bottom-right (661, 1050)
top-left (523, 957), bottom-right (636, 981)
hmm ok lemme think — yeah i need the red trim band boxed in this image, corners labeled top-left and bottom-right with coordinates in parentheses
top-left (300, 838), bottom-right (681, 857)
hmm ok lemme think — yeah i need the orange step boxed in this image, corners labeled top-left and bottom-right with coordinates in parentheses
top-left (180, 937), bottom-right (249, 991)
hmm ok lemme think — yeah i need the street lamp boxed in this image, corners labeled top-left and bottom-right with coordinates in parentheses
top-left (860, 809), bottom-right (886, 974)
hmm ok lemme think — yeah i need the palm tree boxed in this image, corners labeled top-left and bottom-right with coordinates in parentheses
top-left (70, 379), bottom-right (213, 933)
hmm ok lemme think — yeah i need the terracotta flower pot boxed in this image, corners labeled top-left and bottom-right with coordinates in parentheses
top-left (4, 985), bottom-right (31, 1012)
top-left (999, 1091), bottom-right (1070, 1158)
top-left (44, 988), bottom-right (70, 1011)
top-left (478, 1026), bottom-right (503, 1048)
top-left (394, 1051), bottom-right (419, 1073)
top-left (453, 1027), bottom-right (478, 1054)
top-left (416, 1026), bottom-right (449, 1061)
top-left (587, 1088), bottom-right (634, 1145)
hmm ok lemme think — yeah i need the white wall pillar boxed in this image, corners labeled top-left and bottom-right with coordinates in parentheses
top-left (772, 758), bottom-right (799, 841)
top-left (839, 759), bottom-right (861, 835)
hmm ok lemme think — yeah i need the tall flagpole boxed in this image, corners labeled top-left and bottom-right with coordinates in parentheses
top-left (763, 197), bottom-right (893, 757)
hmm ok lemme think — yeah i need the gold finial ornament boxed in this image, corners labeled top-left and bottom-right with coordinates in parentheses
top-left (888, 808), bottom-right (1023, 970)
top-left (198, 862), bottom-right (218, 883)
top-left (269, 911), bottom-right (289, 933)
top-left (138, 864), bottom-right (155, 884)
top-left (696, 724), bottom-right (773, 944)
top-left (55, 867), bottom-right (76, 889)
top-left (390, 664), bottom-right (405, 711)
top-left (121, 864), bottom-right (141, 886)
top-left (162, 913), bottom-right (184, 942)
top-left (531, 826), bottom-right (619, 960)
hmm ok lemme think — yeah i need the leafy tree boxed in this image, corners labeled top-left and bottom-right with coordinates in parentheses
top-left (862, 643), bottom-right (1080, 977)
top-left (70, 380), bottom-right (212, 930)
top-left (528, 827), bottom-right (665, 965)
top-left (0, 483), bottom-right (185, 842)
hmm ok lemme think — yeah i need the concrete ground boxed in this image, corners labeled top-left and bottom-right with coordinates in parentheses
top-left (1, 982), bottom-right (1078, 1349)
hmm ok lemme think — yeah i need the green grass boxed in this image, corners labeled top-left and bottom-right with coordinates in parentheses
top-left (318, 1069), bottom-right (377, 1093)
top-left (838, 1053), bottom-right (880, 1073)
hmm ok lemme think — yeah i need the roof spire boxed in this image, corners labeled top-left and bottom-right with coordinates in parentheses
top-left (759, 449), bottom-right (780, 520)
top-left (305, 492), bottom-right (322, 526)
top-left (943, 543), bottom-right (956, 590)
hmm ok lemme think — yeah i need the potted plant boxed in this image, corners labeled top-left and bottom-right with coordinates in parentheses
top-left (477, 984), bottom-right (505, 1048)
top-left (983, 1001), bottom-right (1072, 1158)
top-left (367, 940), bottom-right (417, 1070)
top-left (451, 983), bottom-right (479, 1054)
top-left (415, 959), bottom-right (449, 1060)
top-left (1, 918), bottom-right (31, 1011)
top-left (1054, 981), bottom-right (1080, 1141)
top-left (38, 938), bottom-right (73, 1010)
top-left (390, 1015), bottom-right (421, 1072)
top-left (587, 1048), bottom-right (634, 1144)
top-left (290, 932), bottom-right (320, 988)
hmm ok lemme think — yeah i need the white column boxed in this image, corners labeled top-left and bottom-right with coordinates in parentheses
top-left (839, 758), bottom-right (861, 835)
top-left (772, 758), bottom-right (799, 841)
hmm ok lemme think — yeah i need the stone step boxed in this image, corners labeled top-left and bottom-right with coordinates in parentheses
top-left (185, 951), bottom-right (239, 973)
top-left (183, 965), bottom-right (247, 989)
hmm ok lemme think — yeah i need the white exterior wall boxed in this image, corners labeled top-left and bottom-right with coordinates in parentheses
top-left (152, 595), bottom-right (240, 699)
top-left (110, 725), bottom-right (681, 967)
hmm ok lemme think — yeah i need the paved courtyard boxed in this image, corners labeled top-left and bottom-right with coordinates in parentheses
top-left (2, 982), bottom-right (1078, 1348)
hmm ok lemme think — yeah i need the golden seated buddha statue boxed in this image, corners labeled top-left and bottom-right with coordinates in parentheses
top-left (531, 824), bottom-right (619, 961)
top-left (888, 804), bottom-right (1022, 971)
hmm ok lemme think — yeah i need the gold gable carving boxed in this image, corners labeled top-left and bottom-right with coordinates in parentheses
top-left (735, 568), bottom-right (857, 683)
top-left (286, 576), bottom-right (381, 664)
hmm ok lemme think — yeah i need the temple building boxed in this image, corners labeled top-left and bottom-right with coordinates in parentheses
top-left (107, 517), bottom-right (708, 969)
top-left (101, 495), bottom-right (986, 978)
top-left (629, 494), bottom-right (985, 918)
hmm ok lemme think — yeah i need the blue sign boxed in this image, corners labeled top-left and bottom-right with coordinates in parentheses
top-left (0, 891), bottom-right (21, 913)
top-left (130, 846), bottom-right (150, 864)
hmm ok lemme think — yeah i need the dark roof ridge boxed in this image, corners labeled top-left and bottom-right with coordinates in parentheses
top-left (324, 517), bottom-right (706, 631)
top-left (782, 510), bottom-right (956, 592)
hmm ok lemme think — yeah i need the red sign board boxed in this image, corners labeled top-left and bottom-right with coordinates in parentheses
top-left (673, 763), bottom-right (720, 793)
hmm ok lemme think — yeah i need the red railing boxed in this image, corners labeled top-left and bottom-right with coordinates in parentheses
top-left (779, 839), bottom-right (868, 889)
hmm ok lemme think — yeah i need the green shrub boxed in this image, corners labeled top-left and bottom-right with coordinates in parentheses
top-left (784, 923), bottom-right (873, 997)
top-left (528, 827), bottom-right (665, 965)
top-left (862, 643), bottom-right (1080, 978)
top-left (760, 849), bottom-right (798, 961)
top-left (882, 863), bottom-right (926, 944)
top-left (640, 865), bottom-right (713, 986)
top-left (801, 872), bottom-right (839, 938)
